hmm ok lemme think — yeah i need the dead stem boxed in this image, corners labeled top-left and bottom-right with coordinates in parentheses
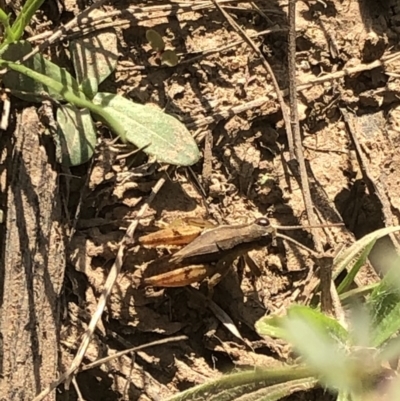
top-left (288, 0), bottom-right (322, 252)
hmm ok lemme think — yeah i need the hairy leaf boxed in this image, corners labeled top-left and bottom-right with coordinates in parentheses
top-left (93, 92), bottom-right (200, 166)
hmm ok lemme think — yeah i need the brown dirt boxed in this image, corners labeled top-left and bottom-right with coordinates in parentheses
top-left (2, 0), bottom-right (400, 400)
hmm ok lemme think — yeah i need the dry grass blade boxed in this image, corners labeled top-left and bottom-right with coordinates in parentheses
top-left (81, 335), bottom-right (188, 372)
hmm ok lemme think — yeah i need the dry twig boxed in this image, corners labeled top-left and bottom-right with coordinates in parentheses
top-left (287, 0), bottom-right (322, 251)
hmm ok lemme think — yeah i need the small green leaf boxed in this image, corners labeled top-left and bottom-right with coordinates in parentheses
top-left (56, 104), bottom-right (97, 166)
top-left (2, 41), bottom-right (82, 102)
top-left (161, 50), bottom-right (179, 67)
top-left (70, 29), bottom-right (118, 91)
top-left (257, 306), bottom-right (348, 344)
top-left (93, 92), bottom-right (200, 166)
top-left (146, 29), bottom-right (165, 52)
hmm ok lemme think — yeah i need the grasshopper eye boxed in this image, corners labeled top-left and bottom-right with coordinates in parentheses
top-left (255, 217), bottom-right (270, 226)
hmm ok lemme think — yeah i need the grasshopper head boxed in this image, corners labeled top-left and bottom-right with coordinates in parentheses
top-left (254, 217), bottom-right (274, 237)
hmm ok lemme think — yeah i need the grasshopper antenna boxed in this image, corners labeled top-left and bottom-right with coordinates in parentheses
top-left (272, 222), bottom-right (344, 231)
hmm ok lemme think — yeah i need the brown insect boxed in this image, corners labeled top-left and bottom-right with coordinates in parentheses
top-left (140, 217), bottom-right (274, 288)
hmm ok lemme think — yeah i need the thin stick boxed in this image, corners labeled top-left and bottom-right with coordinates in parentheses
top-left (319, 255), bottom-right (334, 315)
top-left (72, 376), bottom-right (84, 401)
top-left (288, 2), bottom-right (335, 313)
top-left (288, 0), bottom-right (321, 251)
top-left (275, 233), bottom-right (319, 258)
top-left (297, 51), bottom-right (400, 91)
top-left (81, 335), bottom-right (188, 371)
top-left (0, 91), bottom-right (10, 130)
top-left (287, 0), bottom-right (299, 161)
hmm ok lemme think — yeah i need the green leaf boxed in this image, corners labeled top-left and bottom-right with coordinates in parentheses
top-left (286, 305), bottom-right (349, 343)
top-left (165, 366), bottom-right (313, 401)
top-left (234, 378), bottom-right (318, 401)
top-left (333, 226), bottom-right (400, 293)
top-left (0, 9), bottom-right (15, 44)
top-left (283, 307), bottom-right (358, 392)
top-left (257, 306), bottom-right (348, 344)
top-left (93, 92), bottom-right (200, 166)
top-left (56, 104), bottom-right (97, 166)
top-left (255, 315), bottom-right (290, 340)
top-left (367, 270), bottom-right (400, 347)
top-left (208, 377), bottom-right (317, 401)
top-left (2, 41), bottom-right (83, 103)
top-left (257, 306), bottom-right (361, 393)
top-left (8, 0), bottom-right (45, 45)
top-left (70, 29), bottom-right (118, 95)
top-left (161, 50), bottom-right (179, 67)
top-left (146, 29), bottom-right (165, 52)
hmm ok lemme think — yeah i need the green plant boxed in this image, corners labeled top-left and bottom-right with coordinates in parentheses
top-left (0, 2), bottom-right (199, 166)
top-left (146, 29), bottom-right (179, 67)
top-left (0, 0), bottom-right (44, 47)
top-left (165, 226), bottom-right (400, 401)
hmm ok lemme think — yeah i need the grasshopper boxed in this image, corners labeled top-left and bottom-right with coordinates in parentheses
top-left (140, 217), bottom-right (275, 288)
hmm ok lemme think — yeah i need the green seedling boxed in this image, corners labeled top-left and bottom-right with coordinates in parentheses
top-left (146, 29), bottom-right (179, 67)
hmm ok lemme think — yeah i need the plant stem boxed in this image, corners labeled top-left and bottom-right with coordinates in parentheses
top-left (0, 59), bottom-right (128, 141)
